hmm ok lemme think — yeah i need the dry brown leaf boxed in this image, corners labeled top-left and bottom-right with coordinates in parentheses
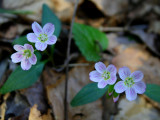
top-left (115, 96), bottom-right (160, 120)
top-left (43, 61), bottom-right (103, 120)
top-left (2, 0), bottom-right (53, 22)
top-left (20, 80), bottom-right (48, 113)
top-left (91, 0), bottom-right (128, 16)
top-left (75, 17), bottom-right (105, 28)
top-left (0, 93), bottom-right (10, 120)
top-left (41, 109), bottom-right (53, 120)
top-left (29, 104), bottom-right (54, 120)
top-left (51, 0), bottom-right (74, 21)
top-left (2, 0), bottom-right (82, 22)
top-left (4, 25), bottom-right (17, 39)
top-left (112, 46), bottom-right (149, 71)
top-left (112, 44), bottom-right (160, 85)
top-left (29, 104), bottom-right (42, 120)
top-left (139, 57), bottom-right (160, 85)
top-left (149, 20), bottom-right (160, 34)
top-left (130, 29), bottom-right (160, 56)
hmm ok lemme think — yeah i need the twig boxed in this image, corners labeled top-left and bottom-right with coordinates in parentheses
top-left (64, 0), bottom-right (79, 120)
top-left (52, 63), bottom-right (91, 72)
top-left (68, 63), bottom-right (90, 67)
top-left (99, 27), bottom-right (125, 32)
top-left (52, 53), bottom-right (79, 72)
top-left (0, 38), bottom-right (13, 43)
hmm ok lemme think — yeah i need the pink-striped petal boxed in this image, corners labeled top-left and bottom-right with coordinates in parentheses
top-left (130, 71), bottom-right (144, 82)
top-left (13, 45), bottom-right (25, 51)
top-left (46, 35), bottom-right (57, 45)
top-left (43, 23), bottom-right (55, 37)
top-left (106, 64), bottom-right (117, 75)
top-left (21, 59), bottom-right (31, 70)
top-left (133, 81), bottom-right (146, 94)
top-left (11, 52), bottom-right (23, 63)
top-left (114, 81), bottom-right (127, 93)
top-left (95, 62), bottom-right (107, 74)
top-left (98, 80), bottom-right (108, 88)
top-left (29, 54), bottom-right (37, 65)
top-left (89, 70), bottom-right (103, 82)
top-left (125, 88), bottom-right (137, 101)
top-left (32, 22), bottom-right (43, 36)
top-left (119, 67), bottom-right (131, 80)
top-left (35, 42), bottom-right (47, 51)
top-left (27, 33), bottom-right (38, 43)
top-left (24, 44), bottom-right (34, 53)
top-left (107, 75), bottom-right (117, 85)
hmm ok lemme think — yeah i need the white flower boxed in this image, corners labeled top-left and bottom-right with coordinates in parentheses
top-left (11, 44), bottom-right (37, 70)
top-left (114, 67), bottom-right (146, 101)
top-left (89, 62), bottom-right (117, 88)
top-left (27, 22), bottom-right (57, 51)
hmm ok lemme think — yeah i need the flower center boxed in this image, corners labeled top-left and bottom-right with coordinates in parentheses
top-left (38, 34), bottom-right (48, 43)
top-left (23, 49), bottom-right (32, 58)
top-left (102, 71), bottom-right (110, 80)
top-left (124, 77), bottom-right (134, 87)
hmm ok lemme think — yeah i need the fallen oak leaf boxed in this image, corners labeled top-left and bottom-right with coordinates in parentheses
top-left (29, 104), bottom-right (42, 120)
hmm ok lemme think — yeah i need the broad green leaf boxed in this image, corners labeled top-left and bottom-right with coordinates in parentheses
top-left (0, 62), bottom-right (45, 94)
top-left (0, 8), bottom-right (34, 15)
top-left (13, 36), bottom-right (29, 45)
top-left (71, 83), bottom-right (108, 107)
top-left (42, 4), bottom-right (61, 37)
top-left (72, 23), bottom-right (108, 61)
top-left (34, 51), bottom-right (42, 62)
top-left (145, 84), bottom-right (160, 103)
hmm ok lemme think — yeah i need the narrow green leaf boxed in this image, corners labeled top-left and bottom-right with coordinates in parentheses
top-left (71, 83), bottom-right (108, 107)
top-left (0, 8), bottom-right (34, 15)
top-left (145, 84), bottom-right (160, 103)
top-left (72, 23), bottom-right (108, 61)
top-left (0, 62), bottom-right (45, 94)
top-left (42, 4), bottom-right (61, 37)
top-left (13, 36), bottom-right (29, 45)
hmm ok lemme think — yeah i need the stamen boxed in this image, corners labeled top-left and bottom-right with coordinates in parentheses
top-left (38, 34), bottom-right (48, 42)
top-left (23, 49), bottom-right (32, 58)
top-left (102, 71), bottom-right (111, 80)
top-left (124, 77), bottom-right (134, 87)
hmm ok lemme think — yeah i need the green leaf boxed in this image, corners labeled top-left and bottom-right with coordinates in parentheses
top-left (145, 84), bottom-right (160, 103)
top-left (0, 62), bottom-right (45, 94)
top-left (42, 4), bottom-right (61, 37)
top-left (71, 83), bottom-right (108, 107)
top-left (13, 36), bottom-right (29, 45)
top-left (72, 23), bottom-right (108, 61)
top-left (34, 51), bottom-right (42, 62)
top-left (0, 8), bottom-right (34, 15)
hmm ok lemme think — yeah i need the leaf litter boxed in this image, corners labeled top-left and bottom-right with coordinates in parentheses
top-left (0, 0), bottom-right (160, 119)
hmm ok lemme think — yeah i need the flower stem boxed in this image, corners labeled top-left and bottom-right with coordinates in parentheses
top-left (64, 0), bottom-right (79, 120)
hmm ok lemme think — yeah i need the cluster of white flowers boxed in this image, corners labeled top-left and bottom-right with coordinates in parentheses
top-left (11, 22), bottom-right (57, 70)
top-left (89, 62), bottom-right (146, 102)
